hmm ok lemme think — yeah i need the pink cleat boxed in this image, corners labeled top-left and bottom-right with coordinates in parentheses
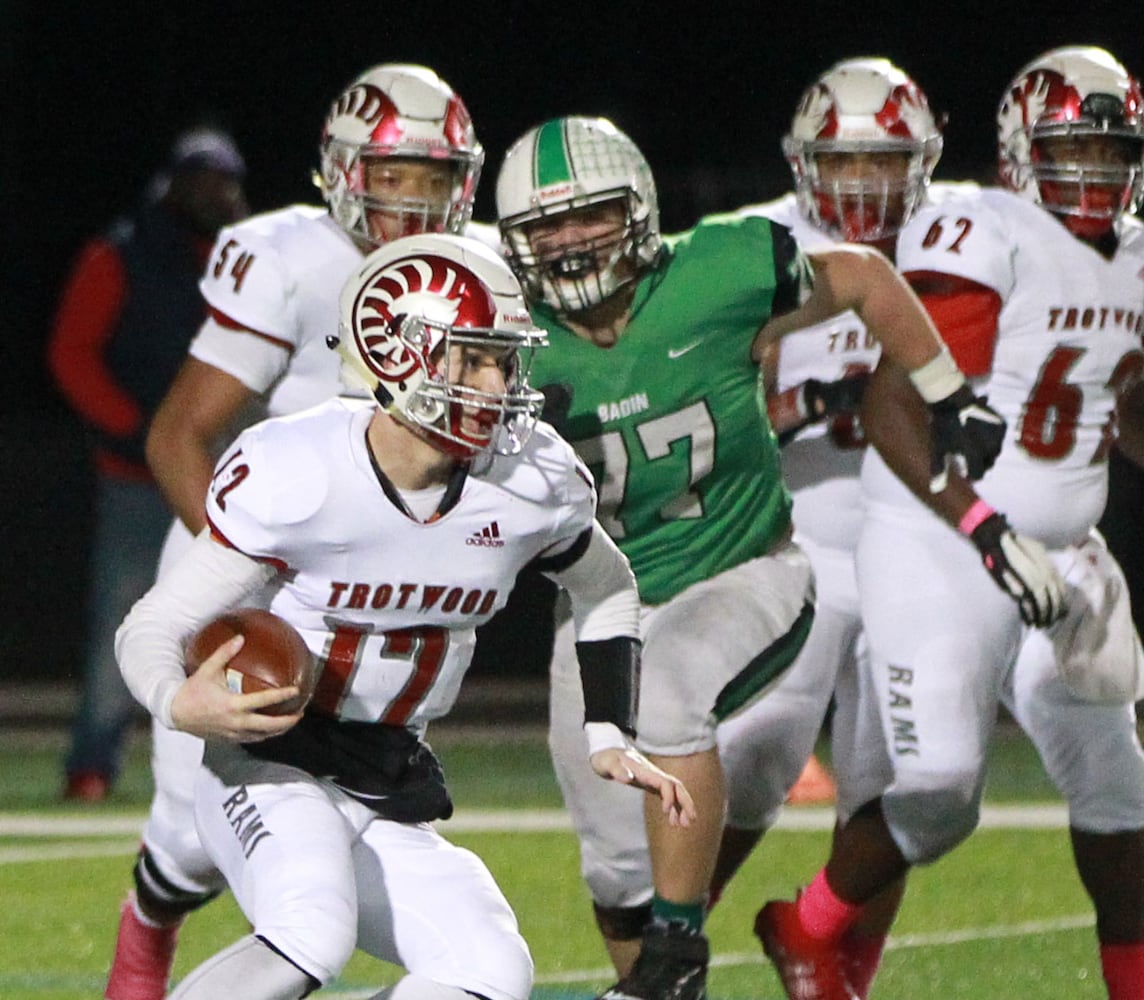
top-left (755, 899), bottom-right (858, 1000)
top-left (104, 893), bottom-right (181, 1000)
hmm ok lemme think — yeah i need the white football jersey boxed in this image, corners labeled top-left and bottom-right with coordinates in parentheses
top-left (192, 207), bottom-right (504, 423)
top-left (867, 186), bottom-right (1144, 547)
top-left (205, 399), bottom-right (596, 730)
top-left (739, 184), bottom-right (975, 550)
top-left (194, 206), bottom-right (363, 419)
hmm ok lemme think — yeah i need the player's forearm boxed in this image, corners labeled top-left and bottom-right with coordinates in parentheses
top-left (861, 358), bottom-right (977, 525)
top-left (546, 522), bottom-right (642, 744)
top-left (116, 530), bottom-right (272, 726)
top-left (145, 419), bottom-right (215, 533)
top-left (146, 357), bottom-right (257, 533)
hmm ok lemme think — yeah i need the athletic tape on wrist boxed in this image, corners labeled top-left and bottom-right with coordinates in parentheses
top-left (909, 347), bottom-right (966, 404)
top-left (584, 721), bottom-right (631, 756)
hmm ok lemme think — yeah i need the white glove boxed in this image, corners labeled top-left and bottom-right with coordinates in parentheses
top-left (967, 510), bottom-right (1066, 628)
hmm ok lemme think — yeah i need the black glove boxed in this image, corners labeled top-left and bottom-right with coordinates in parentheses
top-left (538, 382), bottom-right (574, 438)
top-left (969, 512), bottom-right (1066, 627)
top-left (928, 384), bottom-right (1006, 493)
top-left (775, 374), bottom-right (870, 446)
top-left (804, 373), bottom-right (870, 420)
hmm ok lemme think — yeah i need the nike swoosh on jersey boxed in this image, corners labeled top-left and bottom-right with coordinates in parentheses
top-left (668, 341), bottom-right (702, 359)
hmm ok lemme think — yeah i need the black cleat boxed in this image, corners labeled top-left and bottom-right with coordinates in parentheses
top-left (597, 923), bottom-right (709, 1000)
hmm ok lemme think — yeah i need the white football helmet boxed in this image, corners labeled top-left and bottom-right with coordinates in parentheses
top-left (998, 46), bottom-right (1144, 238)
top-left (782, 57), bottom-right (943, 242)
top-left (495, 116), bottom-right (661, 314)
top-left (319, 64), bottom-right (484, 248)
top-left (335, 234), bottom-right (547, 460)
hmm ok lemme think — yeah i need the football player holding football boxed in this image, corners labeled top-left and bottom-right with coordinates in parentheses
top-left (494, 114), bottom-right (1011, 1000)
top-left (758, 46), bottom-right (1144, 1000)
top-left (116, 233), bottom-right (692, 1000)
top-left (105, 64), bottom-right (498, 1000)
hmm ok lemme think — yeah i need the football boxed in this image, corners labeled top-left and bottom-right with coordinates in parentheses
top-left (185, 608), bottom-right (317, 716)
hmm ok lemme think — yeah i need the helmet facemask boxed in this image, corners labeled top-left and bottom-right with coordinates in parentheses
top-left (322, 142), bottom-right (480, 248)
top-left (788, 141), bottom-right (930, 242)
top-left (1024, 126), bottom-right (1143, 239)
top-left (382, 318), bottom-right (547, 460)
top-left (501, 193), bottom-right (649, 314)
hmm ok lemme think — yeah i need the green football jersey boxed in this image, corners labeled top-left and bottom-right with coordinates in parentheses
top-left (528, 213), bottom-right (809, 605)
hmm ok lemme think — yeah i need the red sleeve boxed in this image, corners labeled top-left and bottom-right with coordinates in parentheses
top-left (46, 239), bottom-right (142, 436)
top-left (903, 270), bottom-right (1003, 378)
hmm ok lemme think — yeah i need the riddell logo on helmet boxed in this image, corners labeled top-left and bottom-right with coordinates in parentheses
top-left (400, 135), bottom-right (452, 149)
top-left (539, 184), bottom-right (575, 202)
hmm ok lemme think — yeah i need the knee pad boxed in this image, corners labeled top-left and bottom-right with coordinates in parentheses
top-left (579, 835), bottom-right (653, 910)
top-left (168, 934), bottom-right (319, 1000)
top-left (882, 785), bottom-right (979, 864)
top-left (593, 901), bottom-right (652, 942)
top-left (133, 846), bottom-right (222, 923)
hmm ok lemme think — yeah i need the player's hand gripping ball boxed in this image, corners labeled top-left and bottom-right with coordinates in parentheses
top-left (185, 609), bottom-right (317, 716)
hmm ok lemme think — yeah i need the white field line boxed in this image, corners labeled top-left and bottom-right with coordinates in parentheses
top-left (0, 801), bottom-right (1069, 843)
top-left (320, 911), bottom-right (1095, 996)
top-left (524, 913), bottom-right (1096, 987)
top-left (0, 803), bottom-right (1070, 866)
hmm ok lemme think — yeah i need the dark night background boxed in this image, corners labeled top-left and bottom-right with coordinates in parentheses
top-left (3, 3), bottom-right (1143, 683)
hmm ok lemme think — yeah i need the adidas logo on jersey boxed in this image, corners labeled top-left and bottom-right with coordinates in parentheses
top-left (467, 521), bottom-right (505, 547)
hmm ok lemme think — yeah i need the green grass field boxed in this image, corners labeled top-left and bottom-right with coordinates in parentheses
top-left (0, 721), bottom-right (1107, 999)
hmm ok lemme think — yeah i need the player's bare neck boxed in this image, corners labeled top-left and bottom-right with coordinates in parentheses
top-left (563, 288), bottom-right (634, 348)
top-left (366, 411), bottom-right (455, 490)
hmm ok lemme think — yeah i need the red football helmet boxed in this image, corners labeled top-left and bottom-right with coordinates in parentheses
top-left (319, 64), bottom-right (484, 248)
top-left (998, 46), bottom-right (1144, 239)
top-left (336, 234), bottom-right (547, 460)
top-left (783, 57), bottom-right (943, 242)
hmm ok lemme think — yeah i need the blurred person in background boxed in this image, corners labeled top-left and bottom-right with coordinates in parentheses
top-left (47, 126), bottom-right (248, 803)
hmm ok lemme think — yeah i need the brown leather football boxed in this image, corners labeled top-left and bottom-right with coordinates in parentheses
top-left (185, 608), bottom-right (317, 716)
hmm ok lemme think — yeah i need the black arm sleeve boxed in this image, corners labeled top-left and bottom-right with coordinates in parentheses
top-left (575, 636), bottom-right (640, 737)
